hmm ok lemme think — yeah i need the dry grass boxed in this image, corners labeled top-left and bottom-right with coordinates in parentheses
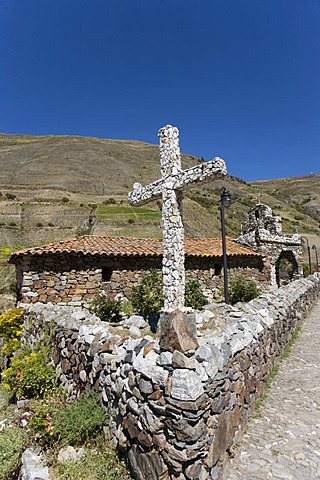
top-left (0, 133), bottom-right (318, 254)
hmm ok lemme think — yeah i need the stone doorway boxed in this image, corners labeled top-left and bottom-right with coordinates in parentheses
top-left (275, 250), bottom-right (299, 287)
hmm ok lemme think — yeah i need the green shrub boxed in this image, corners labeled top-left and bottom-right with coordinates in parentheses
top-left (0, 426), bottom-right (27, 480)
top-left (228, 274), bottom-right (259, 305)
top-left (0, 307), bottom-right (24, 356)
top-left (90, 294), bottom-right (122, 323)
top-left (75, 226), bottom-right (93, 237)
top-left (303, 263), bottom-right (310, 277)
top-left (56, 436), bottom-right (130, 479)
top-left (53, 391), bottom-right (106, 446)
top-left (103, 197), bottom-right (116, 205)
top-left (185, 280), bottom-right (208, 310)
top-left (2, 345), bottom-right (56, 399)
top-left (5, 193), bottom-right (16, 200)
top-left (121, 300), bottom-right (133, 316)
top-left (61, 197), bottom-right (69, 203)
top-left (131, 269), bottom-right (163, 318)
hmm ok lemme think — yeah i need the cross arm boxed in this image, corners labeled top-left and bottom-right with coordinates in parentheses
top-left (173, 157), bottom-right (227, 190)
top-left (128, 157), bottom-right (227, 206)
top-left (128, 178), bottom-right (164, 206)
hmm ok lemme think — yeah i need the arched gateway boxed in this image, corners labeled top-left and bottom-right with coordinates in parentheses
top-left (236, 203), bottom-right (303, 286)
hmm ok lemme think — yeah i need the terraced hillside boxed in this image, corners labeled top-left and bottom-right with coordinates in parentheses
top-left (0, 133), bottom-right (319, 294)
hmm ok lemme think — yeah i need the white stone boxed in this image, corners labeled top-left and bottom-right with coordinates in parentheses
top-left (71, 310), bottom-right (87, 321)
top-left (171, 369), bottom-right (204, 401)
top-left (124, 315), bottom-right (148, 329)
top-left (57, 446), bottom-right (78, 464)
top-left (157, 351), bottom-right (173, 366)
top-left (129, 326), bottom-right (141, 338)
top-left (21, 447), bottom-right (49, 480)
top-left (133, 350), bottom-right (168, 385)
top-left (128, 125), bottom-right (227, 311)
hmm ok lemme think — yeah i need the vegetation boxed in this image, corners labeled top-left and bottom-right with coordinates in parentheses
top-left (0, 302), bottom-right (130, 480)
top-left (131, 269), bottom-right (163, 318)
top-left (303, 263), bottom-right (310, 277)
top-left (0, 307), bottom-right (24, 356)
top-left (131, 272), bottom-right (209, 315)
top-left (2, 344), bottom-right (56, 399)
top-left (0, 386), bottom-right (130, 480)
top-left (185, 280), bottom-right (208, 310)
top-left (228, 274), bottom-right (259, 305)
top-left (0, 423), bottom-right (28, 480)
top-left (55, 440), bottom-right (130, 480)
top-left (52, 391), bottom-right (106, 445)
top-left (89, 294), bottom-right (122, 323)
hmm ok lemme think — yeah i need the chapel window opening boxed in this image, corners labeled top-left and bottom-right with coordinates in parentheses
top-left (102, 267), bottom-right (113, 282)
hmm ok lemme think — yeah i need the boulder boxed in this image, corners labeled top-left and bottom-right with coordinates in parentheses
top-left (159, 309), bottom-right (199, 353)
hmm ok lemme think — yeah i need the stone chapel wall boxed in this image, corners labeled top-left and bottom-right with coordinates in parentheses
top-left (20, 274), bottom-right (320, 480)
top-left (15, 253), bottom-right (267, 304)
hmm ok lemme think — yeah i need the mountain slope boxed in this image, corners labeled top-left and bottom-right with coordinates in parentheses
top-left (0, 133), bottom-right (319, 252)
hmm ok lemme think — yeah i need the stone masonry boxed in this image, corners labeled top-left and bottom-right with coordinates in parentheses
top-left (20, 274), bottom-right (320, 479)
top-left (12, 242), bottom-right (265, 305)
top-left (236, 203), bottom-right (302, 286)
top-left (128, 125), bottom-right (227, 311)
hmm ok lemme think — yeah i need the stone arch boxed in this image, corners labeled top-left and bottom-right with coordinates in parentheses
top-left (275, 250), bottom-right (299, 287)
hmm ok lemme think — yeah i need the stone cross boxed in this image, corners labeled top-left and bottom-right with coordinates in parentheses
top-left (128, 125), bottom-right (227, 311)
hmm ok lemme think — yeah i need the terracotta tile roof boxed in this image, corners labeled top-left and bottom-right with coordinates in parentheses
top-left (9, 236), bottom-right (261, 263)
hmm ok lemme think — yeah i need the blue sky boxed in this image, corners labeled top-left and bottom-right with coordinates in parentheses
top-left (1, 0), bottom-right (319, 181)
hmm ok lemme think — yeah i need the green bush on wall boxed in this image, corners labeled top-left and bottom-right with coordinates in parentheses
top-left (131, 269), bottom-right (164, 318)
top-left (228, 274), bottom-right (259, 305)
top-left (131, 271), bottom-right (209, 316)
top-left (185, 280), bottom-right (208, 310)
top-left (89, 294), bottom-right (122, 323)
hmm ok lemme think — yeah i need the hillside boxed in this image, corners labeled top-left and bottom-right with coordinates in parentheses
top-left (0, 132), bottom-right (319, 255)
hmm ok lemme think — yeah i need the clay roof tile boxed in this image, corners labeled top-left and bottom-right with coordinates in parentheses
top-left (9, 235), bottom-right (261, 263)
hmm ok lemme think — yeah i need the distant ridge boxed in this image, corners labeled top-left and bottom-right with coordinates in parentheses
top-left (0, 133), bottom-right (318, 252)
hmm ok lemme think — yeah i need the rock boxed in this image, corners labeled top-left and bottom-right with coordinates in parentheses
top-left (157, 351), bottom-right (173, 366)
top-left (171, 369), bottom-right (204, 401)
top-left (128, 444), bottom-right (168, 480)
top-left (159, 309), bottom-right (199, 353)
top-left (21, 447), bottom-right (49, 480)
top-left (0, 418), bottom-right (8, 432)
top-left (172, 350), bottom-right (196, 369)
top-left (124, 315), bottom-right (148, 329)
top-left (195, 345), bottom-right (213, 362)
top-left (57, 445), bottom-right (78, 464)
top-left (129, 326), bottom-right (141, 338)
top-left (185, 461), bottom-right (208, 480)
top-left (139, 377), bottom-right (153, 395)
top-left (195, 310), bottom-right (215, 324)
top-left (133, 350), bottom-right (168, 385)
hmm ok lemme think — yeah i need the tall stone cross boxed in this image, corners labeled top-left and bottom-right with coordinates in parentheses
top-left (128, 125), bottom-right (227, 312)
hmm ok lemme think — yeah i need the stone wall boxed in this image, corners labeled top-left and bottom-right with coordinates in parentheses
top-left (20, 274), bottom-right (320, 480)
top-left (15, 252), bottom-right (265, 305)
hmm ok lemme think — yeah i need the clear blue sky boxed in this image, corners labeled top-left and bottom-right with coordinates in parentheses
top-left (1, 0), bottom-right (319, 181)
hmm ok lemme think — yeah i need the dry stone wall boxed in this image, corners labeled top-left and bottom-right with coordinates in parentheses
top-left (20, 274), bottom-right (320, 480)
top-left (16, 253), bottom-right (265, 305)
